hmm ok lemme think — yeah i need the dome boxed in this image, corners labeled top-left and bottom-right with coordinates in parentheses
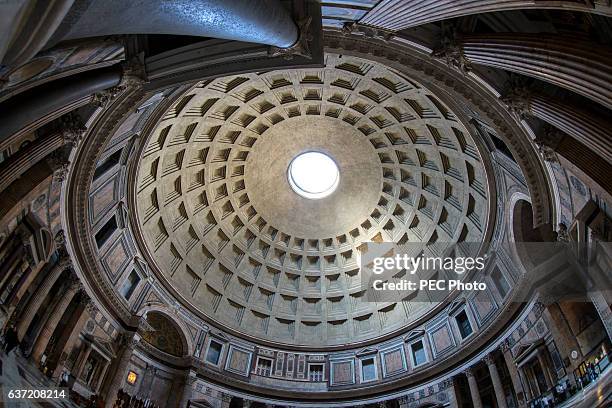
top-left (134, 55), bottom-right (490, 347)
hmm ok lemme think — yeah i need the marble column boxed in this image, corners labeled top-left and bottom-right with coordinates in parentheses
top-left (75, 344), bottom-right (93, 380)
top-left (0, 65), bottom-right (121, 143)
top-left (518, 368), bottom-right (533, 402)
top-left (502, 89), bottom-right (612, 191)
top-left (360, 0), bottom-right (612, 30)
top-left (51, 296), bottom-right (91, 379)
top-left (465, 367), bottom-right (483, 408)
top-left (544, 304), bottom-right (581, 377)
top-left (53, 0), bottom-right (298, 48)
top-left (179, 370), bottom-right (197, 408)
top-left (459, 33), bottom-right (612, 110)
top-left (536, 352), bottom-right (555, 390)
top-left (501, 342), bottom-right (526, 407)
top-left (0, 114), bottom-right (85, 193)
top-left (0, 1), bottom-right (74, 78)
top-left (16, 257), bottom-right (69, 339)
top-left (445, 377), bottom-right (460, 408)
top-left (528, 93), bottom-right (611, 162)
top-left (96, 360), bottom-right (111, 393)
top-left (30, 277), bottom-right (80, 362)
top-left (484, 353), bottom-right (508, 408)
top-left (104, 333), bottom-right (139, 408)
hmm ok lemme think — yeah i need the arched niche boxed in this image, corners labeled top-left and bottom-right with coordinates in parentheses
top-left (140, 311), bottom-right (188, 357)
top-left (511, 197), bottom-right (551, 270)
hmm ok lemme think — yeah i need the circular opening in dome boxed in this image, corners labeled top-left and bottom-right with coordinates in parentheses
top-left (288, 152), bottom-right (339, 199)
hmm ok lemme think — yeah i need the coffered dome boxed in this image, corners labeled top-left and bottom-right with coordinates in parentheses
top-left (134, 54), bottom-right (490, 347)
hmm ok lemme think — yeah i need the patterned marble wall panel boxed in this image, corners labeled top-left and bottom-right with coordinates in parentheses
top-left (224, 344), bottom-right (253, 376)
top-left (102, 234), bottom-right (131, 284)
top-left (506, 302), bottom-right (545, 356)
top-left (401, 380), bottom-right (453, 408)
top-left (90, 175), bottom-right (119, 224)
top-left (469, 288), bottom-right (497, 326)
top-left (329, 358), bottom-right (355, 386)
top-left (150, 373), bottom-right (173, 407)
top-left (427, 321), bottom-right (456, 358)
top-left (380, 344), bottom-right (407, 378)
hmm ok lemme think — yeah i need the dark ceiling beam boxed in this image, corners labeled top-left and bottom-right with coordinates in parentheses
top-left (359, 0), bottom-right (612, 31)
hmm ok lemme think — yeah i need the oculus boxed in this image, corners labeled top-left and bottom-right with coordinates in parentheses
top-left (288, 151), bottom-right (340, 199)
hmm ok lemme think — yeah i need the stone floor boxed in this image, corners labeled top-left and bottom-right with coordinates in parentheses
top-left (555, 365), bottom-right (612, 408)
top-left (0, 350), bottom-right (77, 408)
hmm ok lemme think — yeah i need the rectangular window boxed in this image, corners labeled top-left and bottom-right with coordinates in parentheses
top-left (93, 148), bottom-right (122, 180)
top-left (456, 310), bottom-right (473, 339)
top-left (206, 340), bottom-right (223, 365)
top-left (95, 215), bottom-right (117, 248)
top-left (411, 341), bottom-right (427, 366)
top-left (256, 358), bottom-right (273, 376)
top-left (119, 270), bottom-right (140, 300)
top-left (309, 364), bottom-right (324, 381)
top-left (361, 358), bottom-right (376, 382)
top-left (492, 267), bottom-right (510, 298)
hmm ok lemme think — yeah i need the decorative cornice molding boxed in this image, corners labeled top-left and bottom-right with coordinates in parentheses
top-left (341, 22), bottom-right (394, 42)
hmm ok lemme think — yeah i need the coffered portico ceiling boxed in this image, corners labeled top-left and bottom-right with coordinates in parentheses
top-left (134, 54), bottom-right (491, 347)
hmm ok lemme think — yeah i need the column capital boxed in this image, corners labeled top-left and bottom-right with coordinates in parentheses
top-left (501, 77), bottom-right (532, 119)
top-left (54, 231), bottom-right (72, 268)
top-left (464, 366), bottom-right (476, 377)
top-left (463, 366), bottom-right (476, 378)
top-left (185, 371), bottom-right (197, 386)
top-left (118, 331), bottom-right (140, 349)
top-left (556, 223), bottom-right (570, 242)
top-left (499, 340), bottom-right (511, 353)
top-left (432, 27), bottom-right (470, 74)
top-left (268, 16), bottom-right (314, 60)
top-left (534, 125), bottom-right (564, 162)
top-left (92, 58), bottom-right (145, 108)
top-left (68, 275), bottom-right (83, 293)
top-left (58, 113), bottom-right (86, 148)
top-left (46, 146), bottom-right (72, 183)
top-left (483, 353), bottom-right (496, 366)
top-left (120, 57), bottom-right (147, 88)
